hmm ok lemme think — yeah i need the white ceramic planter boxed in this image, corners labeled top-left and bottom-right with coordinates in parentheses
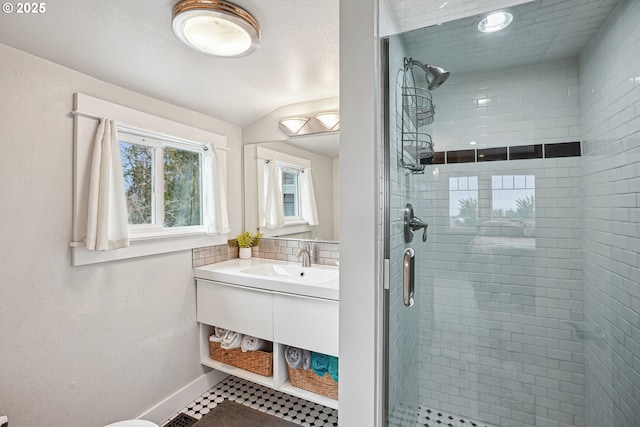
top-left (239, 247), bottom-right (252, 259)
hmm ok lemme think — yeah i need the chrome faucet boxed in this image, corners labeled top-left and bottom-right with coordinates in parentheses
top-left (296, 241), bottom-right (311, 267)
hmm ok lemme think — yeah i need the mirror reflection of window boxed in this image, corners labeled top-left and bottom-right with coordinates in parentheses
top-left (281, 169), bottom-right (300, 218)
top-left (449, 176), bottom-right (478, 227)
top-left (491, 175), bottom-right (535, 221)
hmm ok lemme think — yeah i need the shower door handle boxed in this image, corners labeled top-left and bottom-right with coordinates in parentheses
top-left (403, 248), bottom-right (415, 307)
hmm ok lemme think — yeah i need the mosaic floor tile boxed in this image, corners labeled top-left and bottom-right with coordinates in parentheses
top-left (163, 376), bottom-right (338, 427)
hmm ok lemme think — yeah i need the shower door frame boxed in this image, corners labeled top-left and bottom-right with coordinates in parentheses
top-left (380, 34), bottom-right (424, 427)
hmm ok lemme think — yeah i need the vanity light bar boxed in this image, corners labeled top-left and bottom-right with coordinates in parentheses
top-left (278, 110), bottom-right (340, 137)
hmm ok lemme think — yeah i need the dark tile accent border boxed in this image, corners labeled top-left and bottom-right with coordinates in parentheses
top-left (431, 141), bottom-right (581, 164)
top-left (447, 149), bottom-right (475, 163)
top-left (432, 151), bottom-right (445, 164)
top-left (544, 141), bottom-right (581, 158)
top-left (510, 144), bottom-right (543, 160)
top-left (478, 147), bottom-right (507, 162)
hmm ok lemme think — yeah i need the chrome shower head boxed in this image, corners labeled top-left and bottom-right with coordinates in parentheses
top-left (404, 58), bottom-right (450, 90)
top-left (425, 65), bottom-right (450, 90)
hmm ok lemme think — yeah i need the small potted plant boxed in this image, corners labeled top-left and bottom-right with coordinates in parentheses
top-left (235, 231), bottom-right (263, 259)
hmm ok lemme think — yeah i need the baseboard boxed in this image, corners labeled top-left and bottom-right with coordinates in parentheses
top-left (138, 369), bottom-right (228, 425)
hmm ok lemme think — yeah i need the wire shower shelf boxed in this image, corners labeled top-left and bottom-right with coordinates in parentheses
top-left (400, 57), bottom-right (437, 173)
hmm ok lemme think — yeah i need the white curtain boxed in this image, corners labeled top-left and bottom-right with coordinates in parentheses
top-left (259, 160), bottom-right (285, 229)
top-left (85, 119), bottom-right (129, 250)
top-left (203, 143), bottom-right (230, 234)
top-left (300, 167), bottom-right (319, 226)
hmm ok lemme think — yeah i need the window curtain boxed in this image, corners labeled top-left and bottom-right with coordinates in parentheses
top-left (259, 160), bottom-right (285, 229)
top-left (85, 118), bottom-right (129, 250)
top-left (203, 143), bottom-right (230, 234)
top-left (300, 167), bottom-right (319, 226)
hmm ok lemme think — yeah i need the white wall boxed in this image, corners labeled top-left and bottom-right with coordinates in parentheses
top-left (339, 0), bottom-right (381, 425)
top-left (0, 42), bottom-right (242, 427)
top-left (580, 0), bottom-right (640, 426)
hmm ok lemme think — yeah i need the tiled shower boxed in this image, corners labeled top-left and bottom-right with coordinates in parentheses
top-left (387, 0), bottom-right (640, 426)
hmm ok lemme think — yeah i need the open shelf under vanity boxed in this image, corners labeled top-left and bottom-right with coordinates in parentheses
top-left (199, 323), bottom-right (339, 409)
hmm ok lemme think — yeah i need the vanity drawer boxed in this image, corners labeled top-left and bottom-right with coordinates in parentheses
top-left (273, 293), bottom-right (339, 356)
top-left (196, 280), bottom-right (274, 341)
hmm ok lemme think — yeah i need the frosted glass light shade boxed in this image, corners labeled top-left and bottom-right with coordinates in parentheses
top-left (172, 0), bottom-right (260, 57)
top-left (279, 117), bottom-right (310, 134)
top-left (315, 112), bottom-right (340, 130)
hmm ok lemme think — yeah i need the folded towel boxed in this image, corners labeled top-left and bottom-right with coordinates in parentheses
top-left (209, 327), bottom-right (227, 343)
top-left (220, 331), bottom-right (243, 349)
top-left (311, 352), bottom-right (329, 377)
top-left (241, 335), bottom-right (268, 352)
top-left (328, 356), bottom-right (339, 382)
top-left (302, 349), bottom-right (311, 370)
top-left (284, 346), bottom-right (310, 369)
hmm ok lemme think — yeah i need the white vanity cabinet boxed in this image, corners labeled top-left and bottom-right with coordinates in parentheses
top-left (196, 281), bottom-right (273, 341)
top-left (273, 293), bottom-right (339, 357)
top-left (195, 275), bottom-right (339, 408)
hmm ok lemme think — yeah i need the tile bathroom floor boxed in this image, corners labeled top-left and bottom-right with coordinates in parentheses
top-left (161, 375), bottom-right (339, 427)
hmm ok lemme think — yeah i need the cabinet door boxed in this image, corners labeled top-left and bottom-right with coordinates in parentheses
top-left (273, 293), bottom-right (339, 356)
top-left (196, 280), bottom-right (274, 340)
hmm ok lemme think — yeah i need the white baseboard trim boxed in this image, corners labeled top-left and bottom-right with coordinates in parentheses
top-left (138, 369), bottom-right (228, 425)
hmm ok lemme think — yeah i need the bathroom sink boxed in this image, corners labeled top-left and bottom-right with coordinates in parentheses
top-left (194, 258), bottom-right (339, 300)
top-left (240, 263), bottom-right (338, 284)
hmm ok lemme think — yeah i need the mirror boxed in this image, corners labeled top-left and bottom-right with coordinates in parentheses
top-left (243, 133), bottom-right (340, 241)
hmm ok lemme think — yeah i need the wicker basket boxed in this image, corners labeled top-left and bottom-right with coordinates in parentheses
top-left (209, 341), bottom-right (273, 377)
top-left (287, 366), bottom-right (338, 399)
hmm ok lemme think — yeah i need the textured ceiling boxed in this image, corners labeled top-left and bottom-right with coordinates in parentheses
top-left (400, 0), bottom-right (619, 76)
top-left (0, 0), bottom-right (619, 127)
top-left (0, 0), bottom-right (339, 127)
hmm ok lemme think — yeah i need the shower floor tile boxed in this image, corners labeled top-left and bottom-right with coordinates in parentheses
top-left (162, 375), bottom-right (338, 427)
top-left (417, 406), bottom-right (494, 427)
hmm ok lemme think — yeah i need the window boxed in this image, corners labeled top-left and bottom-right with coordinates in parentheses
top-left (449, 176), bottom-right (479, 227)
top-left (71, 92), bottom-right (228, 266)
top-left (491, 175), bottom-right (535, 221)
top-left (119, 130), bottom-right (205, 237)
top-left (280, 166), bottom-right (303, 222)
top-left (255, 146), bottom-right (318, 236)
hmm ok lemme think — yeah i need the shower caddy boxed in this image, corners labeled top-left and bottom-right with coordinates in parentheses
top-left (400, 57), bottom-right (436, 173)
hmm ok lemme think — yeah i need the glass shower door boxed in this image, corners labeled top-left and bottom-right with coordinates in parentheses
top-left (383, 36), bottom-right (426, 427)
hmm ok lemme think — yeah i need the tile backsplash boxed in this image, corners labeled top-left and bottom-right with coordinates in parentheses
top-left (192, 238), bottom-right (340, 268)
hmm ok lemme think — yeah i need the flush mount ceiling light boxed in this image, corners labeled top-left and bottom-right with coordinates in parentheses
top-left (314, 111), bottom-right (340, 131)
top-left (172, 0), bottom-right (260, 57)
top-left (478, 11), bottom-right (513, 33)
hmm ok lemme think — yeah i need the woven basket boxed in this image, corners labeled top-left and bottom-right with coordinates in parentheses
top-left (209, 341), bottom-right (273, 377)
top-left (287, 366), bottom-right (338, 399)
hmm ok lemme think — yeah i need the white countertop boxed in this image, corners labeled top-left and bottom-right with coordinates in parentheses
top-left (194, 258), bottom-right (339, 300)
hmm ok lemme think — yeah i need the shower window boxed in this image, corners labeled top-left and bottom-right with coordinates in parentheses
top-left (449, 176), bottom-right (478, 227)
top-left (466, 174), bottom-right (537, 254)
top-left (491, 175), bottom-right (535, 221)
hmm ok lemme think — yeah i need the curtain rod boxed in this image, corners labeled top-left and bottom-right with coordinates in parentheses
top-left (257, 156), bottom-right (310, 172)
top-left (70, 110), bottom-right (230, 152)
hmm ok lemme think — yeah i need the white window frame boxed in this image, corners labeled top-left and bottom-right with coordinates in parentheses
top-left (278, 163), bottom-right (306, 226)
top-left (256, 146), bottom-right (311, 237)
top-left (71, 93), bottom-right (228, 266)
top-left (118, 129), bottom-right (208, 239)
